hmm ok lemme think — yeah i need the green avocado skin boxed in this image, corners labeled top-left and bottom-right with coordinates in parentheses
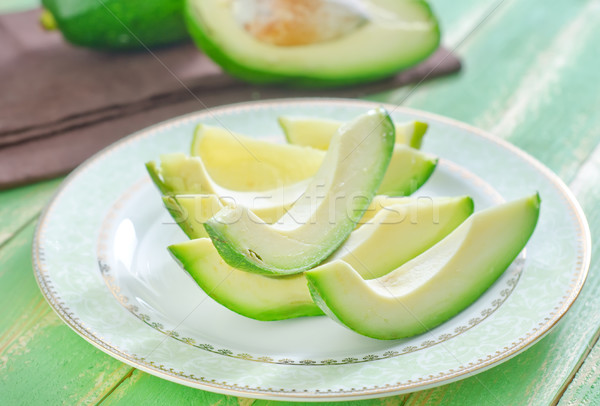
top-left (184, 1), bottom-right (441, 87)
top-left (43, 0), bottom-right (188, 50)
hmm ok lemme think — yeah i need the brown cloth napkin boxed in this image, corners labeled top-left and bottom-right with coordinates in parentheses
top-left (0, 9), bottom-right (460, 189)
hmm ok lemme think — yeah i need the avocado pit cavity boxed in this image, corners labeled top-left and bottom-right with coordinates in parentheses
top-left (233, 0), bottom-right (366, 46)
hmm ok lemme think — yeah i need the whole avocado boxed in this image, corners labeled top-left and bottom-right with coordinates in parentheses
top-left (41, 0), bottom-right (188, 50)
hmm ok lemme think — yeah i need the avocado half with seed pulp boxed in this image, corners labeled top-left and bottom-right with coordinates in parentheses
top-left (42, 0), bottom-right (188, 50)
top-left (185, 0), bottom-right (441, 86)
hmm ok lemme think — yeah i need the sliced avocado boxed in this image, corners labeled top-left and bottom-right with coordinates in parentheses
top-left (149, 126), bottom-right (435, 199)
top-left (41, 0), bottom-right (188, 50)
top-left (162, 195), bottom-right (224, 239)
top-left (168, 196), bottom-right (472, 320)
top-left (146, 153), bottom-right (311, 239)
top-left (145, 161), bottom-right (170, 195)
top-left (185, 0), bottom-right (440, 86)
top-left (146, 152), bottom-right (310, 204)
top-left (279, 117), bottom-right (428, 150)
top-left (191, 122), bottom-right (436, 197)
top-left (306, 194), bottom-right (541, 340)
top-left (190, 124), bottom-right (325, 191)
top-left (379, 145), bottom-right (437, 196)
top-left (204, 108), bottom-right (396, 276)
top-left (169, 238), bottom-right (323, 321)
top-left (329, 196), bottom-right (474, 279)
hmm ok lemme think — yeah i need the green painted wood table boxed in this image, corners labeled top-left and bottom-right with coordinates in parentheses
top-left (2, 1), bottom-right (600, 405)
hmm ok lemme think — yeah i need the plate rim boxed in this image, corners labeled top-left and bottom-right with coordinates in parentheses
top-left (32, 97), bottom-right (592, 401)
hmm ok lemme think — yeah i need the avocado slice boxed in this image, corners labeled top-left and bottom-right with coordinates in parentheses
top-left (379, 145), bottom-right (437, 196)
top-left (306, 194), bottom-right (541, 340)
top-left (146, 153), bottom-right (311, 239)
top-left (329, 196), bottom-right (474, 279)
top-left (204, 108), bottom-right (396, 275)
top-left (277, 117), bottom-right (436, 195)
top-left (41, 0), bottom-right (188, 50)
top-left (168, 196), bottom-right (473, 320)
top-left (169, 238), bottom-right (324, 321)
top-left (279, 117), bottom-right (428, 150)
top-left (185, 0), bottom-right (440, 86)
top-left (162, 195), bottom-right (224, 239)
top-left (191, 124), bottom-right (325, 191)
top-left (146, 152), bottom-right (310, 205)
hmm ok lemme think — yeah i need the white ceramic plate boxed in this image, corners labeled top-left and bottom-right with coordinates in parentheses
top-left (33, 98), bottom-right (590, 401)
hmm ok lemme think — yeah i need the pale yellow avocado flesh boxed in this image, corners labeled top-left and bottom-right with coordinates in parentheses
top-left (168, 196), bottom-right (473, 320)
top-left (155, 152), bottom-right (310, 212)
top-left (306, 194), bottom-right (541, 340)
top-left (328, 196), bottom-right (474, 279)
top-left (204, 108), bottom-right (396, 275)
top-left (188, 124), bottom-right (437, 197)
top-left (378, 145), bottom-right (437, 196)
top-left (190, 124), bottom-right (325, 191)
top-left (279, 117), bottom-right (428, 150)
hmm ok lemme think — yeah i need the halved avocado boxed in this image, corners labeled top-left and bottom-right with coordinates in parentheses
top-left (185, 0), bottom-right (441, 86)
top-left (306, 193), bottom-right (541, 340)
top-left (41, 0), bottom-right (188, 50)
top-left (168, 196), bottom-right (473, 320)
top-left (204, 108), bottom-right (395, 275)
top-left (279, 117), bottom-right (428, 150)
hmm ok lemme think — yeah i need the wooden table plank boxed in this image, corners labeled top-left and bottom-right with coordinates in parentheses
top-left (100, 370), bottom-right (252, 406)
top-left (559, 337), bottom-right (600, 406)
top-left (555, 146), bottom-right (600, 406)
top-left (368, 0), bottom-right (503, 104)
top-left (0, 222), bottom-right (134, 405)
top-left (396, 0), bottom-right (593, 148)
top-left (489, 1), bottom-right (600, 182)
top-left (0, 178), bottom-right (62, 247)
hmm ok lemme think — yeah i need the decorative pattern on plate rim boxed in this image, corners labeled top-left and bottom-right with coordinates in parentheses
top-left (97, 257), bottom-right (524, 366)
top-left (31, 98), bottom-right (591, 399)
